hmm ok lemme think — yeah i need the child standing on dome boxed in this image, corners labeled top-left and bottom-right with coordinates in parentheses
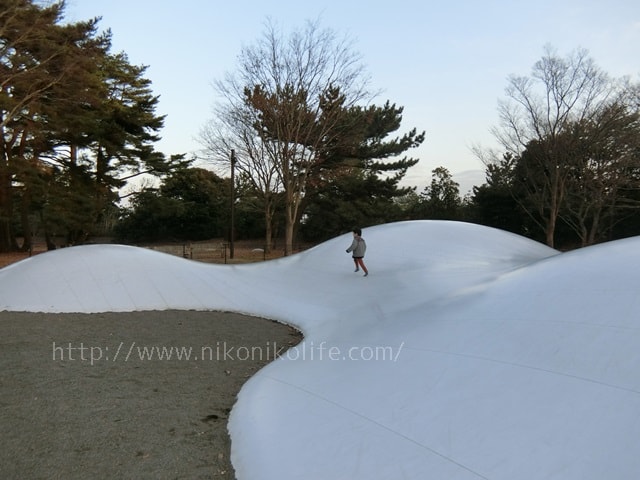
top-left (346, 228), bottom-right (368, 277)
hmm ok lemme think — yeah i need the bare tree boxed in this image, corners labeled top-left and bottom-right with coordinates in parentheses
top-left (492, 46), bottom-right (616, 247)
top-left (200, 87), bottom-right (281, 252)
top-left (202, 18), bottom-right (372, 255)
top-left (562, 98), bottom-right (640, 245)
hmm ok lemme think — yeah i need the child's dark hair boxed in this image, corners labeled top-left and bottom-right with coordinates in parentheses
top-left (353, 228), bottom-right (362, 236)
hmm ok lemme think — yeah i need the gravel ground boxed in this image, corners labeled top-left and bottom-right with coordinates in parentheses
top-left (0, 310), bottom-right (301, 479)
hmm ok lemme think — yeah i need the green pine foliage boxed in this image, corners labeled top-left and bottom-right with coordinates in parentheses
top-left (0, 0), bottom-right (173, 251)
top-left (301, 102), bottom-right (424, 241)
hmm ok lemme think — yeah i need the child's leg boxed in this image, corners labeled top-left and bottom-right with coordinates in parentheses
top-left (356, 258), bottom-right (368, 275)
top-left (353, 258), bottom-right (359, 271)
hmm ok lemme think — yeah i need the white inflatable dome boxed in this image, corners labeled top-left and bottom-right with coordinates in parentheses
top-left (2, 220), bottom-right (639, 479)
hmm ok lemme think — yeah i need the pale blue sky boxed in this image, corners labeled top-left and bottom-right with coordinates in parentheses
top-left (64, 0), bottom-right (639, 192)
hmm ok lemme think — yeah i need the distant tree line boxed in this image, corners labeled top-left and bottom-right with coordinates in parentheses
top-left (192, 46), bottom-right (640, 250)
top-left (4, 2), bottom-right (639, 253)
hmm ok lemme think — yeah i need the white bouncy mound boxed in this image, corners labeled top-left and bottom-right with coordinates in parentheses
top-left (2, 220), bottom-right (639, 479)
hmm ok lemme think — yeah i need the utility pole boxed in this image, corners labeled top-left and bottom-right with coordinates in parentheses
top-left (229, 149), bottom-right (236, 259)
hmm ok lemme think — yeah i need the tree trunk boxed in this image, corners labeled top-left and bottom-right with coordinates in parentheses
top-left (44, 228), bottom-right (56, 250)
top-left (20, 186), bottom-right (32, 252)
top-left (587, 210), bottom-right (601, 246)
top-left (264, 204), bottom-right (273, 254)
top-left (284, 200), bottom-right (294, 256)
top-left (544, 195), bottom-right (558, 249)
top-left (545, 217), bottom-right (556, 249)
top-left (0, 164), bottom-right (16, 252)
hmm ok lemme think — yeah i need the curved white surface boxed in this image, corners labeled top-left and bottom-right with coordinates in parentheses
top-left (2, 221), bottom-right (639, 479)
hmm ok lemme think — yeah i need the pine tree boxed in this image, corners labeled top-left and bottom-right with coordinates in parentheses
top-left (301, 102), bottom-right (424, 240)
top-left (0, 0), bottom-right (174, 250)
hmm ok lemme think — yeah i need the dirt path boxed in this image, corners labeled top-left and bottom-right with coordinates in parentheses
top-left (0, 310), bottom-right (301, 479)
